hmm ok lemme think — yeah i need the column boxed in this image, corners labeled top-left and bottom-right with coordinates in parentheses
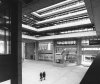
top-left (52, 40), bottom-right (56, 63)
top-left (22, 42), bottom-right (25, 61)
top-left (76, 39), bottom-right (82, 65)
top-left (9, 0), bottom-right (22, 84)
top-left (84, 0), bottom-right (100, 36)
top-left (35, 41), bottom-right (39, 61)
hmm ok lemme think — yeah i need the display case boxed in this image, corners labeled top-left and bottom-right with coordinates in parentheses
top-left (38, 41), bottom-right (53, 61)
top-left (55, 40), bottom-right (77, 63)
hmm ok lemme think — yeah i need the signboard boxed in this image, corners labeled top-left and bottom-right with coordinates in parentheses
top-left (89, 40), bottom-right (100, 45)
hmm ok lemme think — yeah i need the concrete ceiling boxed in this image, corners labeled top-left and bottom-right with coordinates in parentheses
top-left (22, 0), bottom-right (65, 15)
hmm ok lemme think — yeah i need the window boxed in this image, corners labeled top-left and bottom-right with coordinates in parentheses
top-left (0, 7), bottom-right (11, 55)
top-left (0, 41), bottom-right (4, 54)
top-left (0, 29), bottom-right (11, 54)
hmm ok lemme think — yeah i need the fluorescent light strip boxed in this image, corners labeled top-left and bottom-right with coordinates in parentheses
top-left (22, 24), bottom-right (38, 31)
top-left (83, 48), bottom-right (100, 50)
top-left (33, 2), bottom-right (85, 17)
top-left (38, 18), bottom-right (91, 31)
top-left (36, 0), bottom-right (76, 13)
top-left (37, 10), bottom-right (87, 24)
top-left (37, 31), bottom-right (96, 40)
top-left (32, 4), bottom-right (85, 18)
top-left (32, 12), bottom-right (40, 17)
top-left (22, 35), bottom-right (38, 40)
top-left (31, 12), bottom-right (40, 17)
top-left (0, 31), bottom-right (96, 41)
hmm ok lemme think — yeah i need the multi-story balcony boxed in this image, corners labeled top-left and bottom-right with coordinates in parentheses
top-left (44, 6), bottom-right (86, 20)
top-left (36, 9), bottom-right (88, 24)
top-left (22, 30), bottom-right (96, 40)
top-left (34, 14), bottom-right (90, 28)
top-left (32, 0), bottom-right (85, 18)
top-left (22, 0), bottom-right (96, 39)
top-left (36, 0), bottom-right (80, 15)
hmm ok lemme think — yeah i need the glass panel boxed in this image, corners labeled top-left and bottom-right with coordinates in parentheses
top-left (0, 2), bottom-right (11, 55)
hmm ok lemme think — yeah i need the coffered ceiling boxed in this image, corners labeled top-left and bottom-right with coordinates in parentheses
top-left (22, 0), bottom-right (96, 40)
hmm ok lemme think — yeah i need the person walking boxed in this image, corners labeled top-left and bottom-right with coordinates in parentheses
top-left (43, 71), bottom-right (46, 80)
top-left (40, 72), bottom-right (43, 81)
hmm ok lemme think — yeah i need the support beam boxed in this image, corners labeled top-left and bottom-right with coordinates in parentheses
top-left (9, 0), bottom-right (22, 84)
top-left (53, 40), bottom-right (56, 63)
top-left (84, 0), bottom-right (100, 36)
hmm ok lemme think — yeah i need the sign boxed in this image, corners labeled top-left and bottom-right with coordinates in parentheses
top-left (89, 40), bottom-right (100, 45)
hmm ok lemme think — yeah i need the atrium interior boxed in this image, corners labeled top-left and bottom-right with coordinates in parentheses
top-left (0, 0), bottom-right (100, 84)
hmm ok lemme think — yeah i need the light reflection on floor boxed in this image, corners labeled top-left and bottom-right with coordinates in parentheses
top-left (0, 80), bottom-right (10, 84)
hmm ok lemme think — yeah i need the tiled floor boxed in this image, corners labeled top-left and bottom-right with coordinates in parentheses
top-left (22, 60), bottom-right (88, 84)
top-left (0, 60), bottom-right (88, 84)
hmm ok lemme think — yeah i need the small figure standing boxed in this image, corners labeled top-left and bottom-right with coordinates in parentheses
top-left (43, 71), bottom-right (46, 80)
top-left (40, 72), bottom-right (43, 81)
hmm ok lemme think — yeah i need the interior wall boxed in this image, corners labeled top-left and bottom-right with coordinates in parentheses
top-left (84, 0), bottom-right (100, 36)
top-left (25, 42), bottom-right (35, 60)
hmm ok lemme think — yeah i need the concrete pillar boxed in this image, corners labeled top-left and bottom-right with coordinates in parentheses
top-left (84, 0), bottom-right (100, 36)
top-left (22, 42), bottom-right (25, 61)
top-left (9, 0), bottom-right (22, 84)
top-left (35, 41), bottom-right (39, 61)
top-left (76, 39), bottom-right (82, 65)
top-left (52, 40), bottom-right (56, 63)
